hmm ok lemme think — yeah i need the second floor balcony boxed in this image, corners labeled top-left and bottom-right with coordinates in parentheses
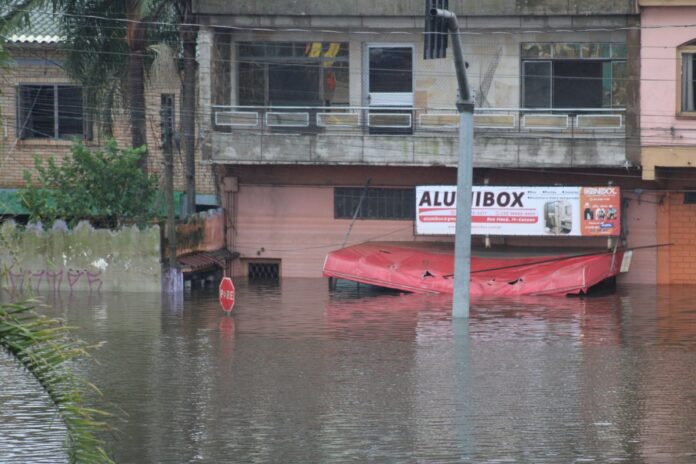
top-left (207, 105), bottom-right (628, 168)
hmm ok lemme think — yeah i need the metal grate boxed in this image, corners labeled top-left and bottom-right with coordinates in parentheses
top-left (248, 262), bottom-right (280, 281)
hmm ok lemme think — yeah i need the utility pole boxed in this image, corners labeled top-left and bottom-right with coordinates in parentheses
top-left (161, 95), bottom-right (178, 270)
top-left (181, 0), bottom-right (198, 219)
top-left (424, 0), bottom-right (474, 318)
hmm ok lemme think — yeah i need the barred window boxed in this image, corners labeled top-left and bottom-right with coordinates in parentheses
top-left (334, 187), bottom-right (415, 220)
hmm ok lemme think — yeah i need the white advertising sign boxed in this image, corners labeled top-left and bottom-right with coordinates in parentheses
top-left (416, 186), bottom-right (621, 237)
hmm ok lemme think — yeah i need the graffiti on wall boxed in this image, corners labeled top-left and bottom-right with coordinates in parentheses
top-left (6, 267), bottom-right (104, 292)
top-left (0, 219), bottom-right (162, 292)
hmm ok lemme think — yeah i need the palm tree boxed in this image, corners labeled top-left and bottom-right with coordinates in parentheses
top-left (123, 0), bottom-right (176, 168)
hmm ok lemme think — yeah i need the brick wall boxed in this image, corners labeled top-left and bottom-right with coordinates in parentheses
top-left (657, 192), bottom-right (696, 284)
top-left (0, 45), bottom-right (215, 197)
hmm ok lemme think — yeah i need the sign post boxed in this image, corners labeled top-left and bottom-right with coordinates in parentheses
top-left (219, 277), bottom-right (235, 312)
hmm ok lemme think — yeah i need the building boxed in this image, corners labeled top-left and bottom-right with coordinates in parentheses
top-left (0, 9), bottom-right (217, 219)
top-left (191, 1), bottom-right (655, 283)
top-left (640, 0), bottom-right (696, 284)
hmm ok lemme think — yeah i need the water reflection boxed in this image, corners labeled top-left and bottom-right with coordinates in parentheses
top-left (1, 282), bottom-right (695, 462)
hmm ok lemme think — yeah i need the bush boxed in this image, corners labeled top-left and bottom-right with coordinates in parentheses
top-left (20, 140), bottom-right (160, 228)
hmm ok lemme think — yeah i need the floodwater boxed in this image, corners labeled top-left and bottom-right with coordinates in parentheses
top-left (2, 280), bottom-right (696, 463)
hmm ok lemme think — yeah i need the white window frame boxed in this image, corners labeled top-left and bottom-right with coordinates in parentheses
top-left (677, 45), bottom-right (696, 116)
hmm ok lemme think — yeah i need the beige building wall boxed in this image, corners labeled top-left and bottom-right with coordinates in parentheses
top-left (0, 44), bottom-right (215, 199)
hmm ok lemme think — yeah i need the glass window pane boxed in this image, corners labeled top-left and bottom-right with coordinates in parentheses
top-left (19, 85), bottom-right (55, 138)
top-left (238, 62), bottom-right (266, 106)
top-left (553, 61), bottom-right (603, 108)
top-left (521, 43), bottom-right (551, 58)
top-left (324, 65), bottom-right (349, 105)
top-left (523, 61), bottom-right (551, 108)
top-left (553, 43), bottom-right (581, 58)
top-left (612, 61), bottom-right (627, 108)
top-left (611, 43), bottom-right (627, 59)
top-left (268, 63), bottom-right (321, 106)
top-left (238, 43), bottom-right (264, 59)
top-left (602, 62), bottom-right (612, 108)
top-left (553, 60), bottom-right (602, 108)
top-left (582, 43), bottom-right (611, 59)
top-left (57, 86), bottom-right (83, 138)
top-left (369, 47), bottom-right (413, 93)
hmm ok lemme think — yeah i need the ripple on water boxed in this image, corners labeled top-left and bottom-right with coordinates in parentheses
top-left (2, 281), bottom-right (696, 462)
top-left (0, 351), bottom-right (68, 463)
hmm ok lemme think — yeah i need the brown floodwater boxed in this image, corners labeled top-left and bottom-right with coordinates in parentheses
top-left (2, 280), bottom-right (696, 463)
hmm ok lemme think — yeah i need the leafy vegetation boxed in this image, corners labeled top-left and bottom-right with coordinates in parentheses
top-left (4, 0), bottom-right (198, 213)
top-left (0, 301), bottom-right (114, 463)
top-left (20, 139), bottom-right (160, 228)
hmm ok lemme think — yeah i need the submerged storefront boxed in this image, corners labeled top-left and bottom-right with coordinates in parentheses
top-left (218, 165), bottom-right (656, 286)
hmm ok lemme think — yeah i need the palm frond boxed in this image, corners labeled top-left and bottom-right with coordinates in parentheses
top-left (0, 301), bottom-right (114, 464)
top-left (0, 0), bottom-right (49, 35)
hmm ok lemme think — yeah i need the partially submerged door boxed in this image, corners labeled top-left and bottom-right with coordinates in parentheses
top-left (366, 45), bottom-right (414, 133)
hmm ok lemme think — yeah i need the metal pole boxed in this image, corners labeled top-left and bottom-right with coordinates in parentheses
top-left (453, 110), bottom-right (473, 319)
top-left (162, 99), bottom-right (178, 270)
top-left (430, 8), bottom-right (474, 319)
top-left (341, 177), bottom-right (372, 249)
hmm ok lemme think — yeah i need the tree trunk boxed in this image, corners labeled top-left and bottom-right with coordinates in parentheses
top-left (126, 11), bottom-right (148, 171)
top-left (128, 49), bottom-right (147, 170)
top-left (182, 23), bottom-right (197, 217)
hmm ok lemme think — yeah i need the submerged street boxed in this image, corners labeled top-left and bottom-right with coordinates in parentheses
top-left (2, 280), bottom-right (696, 463)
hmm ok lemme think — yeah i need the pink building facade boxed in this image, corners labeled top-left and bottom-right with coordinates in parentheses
top-left (640, 1), bottom-right (696, 284)
top-left (641, 3), bottom-right (696, 179)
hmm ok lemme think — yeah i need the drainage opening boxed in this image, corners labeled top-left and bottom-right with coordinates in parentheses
top-left (248, 261), bottom-right (280, 281)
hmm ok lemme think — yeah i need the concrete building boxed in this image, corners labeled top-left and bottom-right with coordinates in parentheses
top-left (193, 1), bottom-right (655, 283)
top-left (0, 10), bottom-right (217, 218)
top-left (640, 0), bottom-right (696, 284)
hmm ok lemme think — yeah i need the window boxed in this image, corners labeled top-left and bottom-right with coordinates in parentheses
top-left (334, 187), bottom-right (415, 220)
top-left (238, 42), bottom-right (349, 107)
top-left (17, 85), bottom-right (85, 139)
top-left (160, 94), bottom-right (175, 151)
top-left (679, 46), bottom-right (696, 114)
top-left (521, 43), bottom-right (627, 109)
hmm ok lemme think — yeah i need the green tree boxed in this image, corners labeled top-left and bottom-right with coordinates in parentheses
top-left (20, 139), bottom-right (160, 228)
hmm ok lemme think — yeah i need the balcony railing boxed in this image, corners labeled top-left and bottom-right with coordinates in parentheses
top-left (212, 105), bottom-right (626, 136)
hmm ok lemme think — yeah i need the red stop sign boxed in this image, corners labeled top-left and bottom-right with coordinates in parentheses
top-left (219, 277), bottom-right (235, 312)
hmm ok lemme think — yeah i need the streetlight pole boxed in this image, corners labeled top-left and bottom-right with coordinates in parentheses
top-left (425, 3), bottom-right (475, 318)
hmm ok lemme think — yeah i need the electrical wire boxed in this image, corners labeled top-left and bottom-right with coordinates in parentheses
top-left (7, 11), bottom-right (696, 188)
